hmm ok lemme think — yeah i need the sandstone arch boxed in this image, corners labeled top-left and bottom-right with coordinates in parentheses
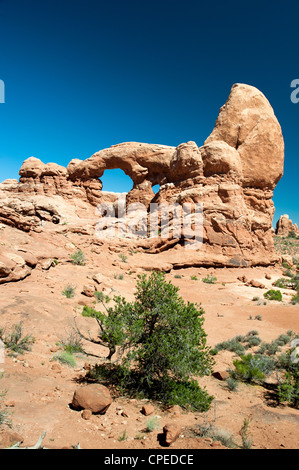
top-left (0, 83), bottom-right (285, 266)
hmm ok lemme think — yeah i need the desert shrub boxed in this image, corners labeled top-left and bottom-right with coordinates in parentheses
top-left (114, 274), bottom-right (124, 280)
top-left (0, 389), bottom-right (11, 426)
top-left (174, 274), bottom-right (182, 279)
top-left (214, 339), bottom-right (245, 355)
top-left (95, 291), bottom-right (111, 303)
top-left (239, 417), bottom-right (252, 449)
top-left (291, 294), bottom-right (299, 305)
top-left (145, 416), bottom-right (160, 432)
top-left (58, 329), bottom-right (84, 354)
top-left (81, 271), bottom-right (214, 411)
top-left (197, 406), bottom-right (237, 448)
top-left (231, 354), bottom-right (275, 383)
top-left (190, 275), bottom-right (198, 281)
top-left (284, 269), bottom-right (294, 278)
top-left (263, 290), bottom-right (282, 301)
top-left (273, 277), bottom-right (297, 289)
top-left (257, 340), bottom-right (282, 356)
top-left (118, 430), bottom-right (128, 441)
top-left (225, 377), bottom-right (239, 392)
top-left (288, 230), bottom-right (297, 239)
top-left (247, 330), bottom-right (259, 337)
top-left (202, 274), bottom-right (217, 284)
top-left (0, 322), bottom-right (35, 357)
top-left (62, 285), bottom-right (75, 298)
top-left (70, 249), bottom-right (86, 266)
top-left (209, 428), bottom-right (237, 448)
top-left (246, 336), bottom-right (262, 348)
top-left (119, 254), bottom-right (128, 263)
top-left (53, 351), bottom-right (76, 367)
top-left (277, 333), bottom-right (292, 345)
top-left (277, 346), bottom-right (299, 407)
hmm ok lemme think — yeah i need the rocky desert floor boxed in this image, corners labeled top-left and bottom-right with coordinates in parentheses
top-left (0, 225), bottom-right (298, 451)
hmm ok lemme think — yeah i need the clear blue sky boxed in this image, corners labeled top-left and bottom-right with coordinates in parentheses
top-left (0, 0), bottom-right (298, 227)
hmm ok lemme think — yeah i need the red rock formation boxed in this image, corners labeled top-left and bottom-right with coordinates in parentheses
top-left (275, 214), bottom-right (299, 237)
top-left (0, 83), bottom-right (285, 267)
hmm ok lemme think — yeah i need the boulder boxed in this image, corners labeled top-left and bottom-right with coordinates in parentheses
top-left (82, 284), bottom-right (95, 297)
top-left (163, 423), bottom-right (182, 446)
top-left (141, 404), bottom-right (155, 416)
top-left (71, 384), bottom-right (112, 414)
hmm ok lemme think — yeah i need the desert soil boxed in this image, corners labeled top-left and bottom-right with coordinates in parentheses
top-left (0, 230), bottom-right (298, 450)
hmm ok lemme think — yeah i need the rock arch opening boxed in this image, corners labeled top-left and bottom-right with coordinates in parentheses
top-left (152, 184), bottom-right (160, 194)
top-left (100, 168), bottom-right (133, 194)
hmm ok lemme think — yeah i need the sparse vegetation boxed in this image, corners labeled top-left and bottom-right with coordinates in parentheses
top-left (225, 377), bottom-right (239, 392)
top-left (57, 329), bottom-right (85, 354)
top-left (239, 417), bottom-right (252, 449)
top-left (0, 322), bottom-right (35, 357)
top-left (53, 351), bottom-right (76, 367)
top-left (202, 274), bottom-right (217, 284)
top-left (254, 314), bottom-right (263, 321)
top-left (118, 429), bottom-right (128, 441)
top-left (274, 235), bottom-right (299, 258)
top-left (0, 388), bottom-right (11, 426)
top-left (196, 405), bottom-right (237, 448)
top-left (62, 285), bottom-right (75, 298)
top-left (215, 329), bottom-right (299, 408)
top-left (263, 289), bottom-right (282, 301)
top-left (114, 273), bottom-right (124, 280)
top-left (70, 249), bottom-right (86, 266)
top-left (145, 415), bottom-right (160, 432)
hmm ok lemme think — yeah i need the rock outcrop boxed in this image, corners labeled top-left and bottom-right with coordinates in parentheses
top-left (275, 214), bottom-right (299, 237)
top-left (0, 83), bottom-right (285, 268)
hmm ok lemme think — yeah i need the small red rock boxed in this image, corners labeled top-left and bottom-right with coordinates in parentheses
top-left (81, 409), bottom-right (92, 420)
top-left (212, 371), bottom-right (230, 381)
top-left (163, 423), bottom-right (182, 446)
top-left (141, 404), bottom-right (155, 416)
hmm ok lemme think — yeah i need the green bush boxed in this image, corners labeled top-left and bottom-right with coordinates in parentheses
top-left (225, 377), bottom-right (239, 392)
top-left (263, 289), bottom-right (282, 302)
top-left (62, 285), bottom-right (75, 298)
top-left (70, 249), bottom-right (86, 266)
top-left (231, 354), bottom-right (275, 383)
top-left (288, 230), bottom-right (297, 239)
top-left (202, 274), bottom-right (217, 284)
top-left (53, 351), bottom-right (76, 367)
top-left (82, 271), bottom-right (214, 411)
top-left (0, 322), bottom-right (35, 357)
top-left (145, 416), bottom-right (160, 432)
top-left (214, 339), bottom-right (245, 355)
top-left (277, 347), bottom-right (299, 407)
